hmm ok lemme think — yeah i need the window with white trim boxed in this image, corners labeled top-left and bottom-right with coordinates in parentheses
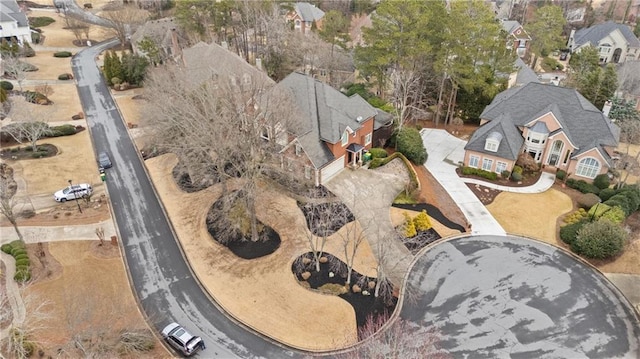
top-left (469, 155), bottom-right (479, 168)
top-left (341, 131), bottom-right (348, 146)
top-left (364, 133), bottom-right (372, 146)
top-left (496, 161), bottom-right (507, 174)
top-left (575, 157), bottom-right (600, 178)
top-left (485, 140), bottom-right (498, 152)
top-left (482, 158), bottom-right (493, 171)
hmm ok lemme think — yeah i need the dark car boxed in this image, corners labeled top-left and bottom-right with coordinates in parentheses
top-left (559, 50), bottom-right (569, 61)
top-left (161, 322), bottom-right (204, 357)
top-left (98, 151), bottom-right (112, 169)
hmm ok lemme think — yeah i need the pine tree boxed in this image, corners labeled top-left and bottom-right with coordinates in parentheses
top-left (102, 51), bottom-right (113, 85)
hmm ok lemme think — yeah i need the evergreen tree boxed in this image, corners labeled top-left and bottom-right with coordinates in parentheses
top-left (102, 51), bottom-right (113, 85)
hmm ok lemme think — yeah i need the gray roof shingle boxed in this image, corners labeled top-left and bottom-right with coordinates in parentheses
top-left (0, 0), bottom-right (28, 27)
top-left (274, 72), bottom-right (379, 169)
top-left (295, 2), bottom-right (324, 22)
top-left (574, 21), bottom-right (640, 48)
top-left (470, 82), bottom-right (619, 164)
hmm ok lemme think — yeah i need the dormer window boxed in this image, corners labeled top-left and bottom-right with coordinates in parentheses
top-left (484, 131), bottom-right (502, 152)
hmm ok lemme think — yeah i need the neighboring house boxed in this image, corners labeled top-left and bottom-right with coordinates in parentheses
top-left (286, 2), bottom-right (324, 34)
top-left (507, 57), bottom-right (539, 88)
top-left (464, 82), bottom-right (620, 181)
top-left (0, 0), bottom-right (32, 46)
top-left (130, 17), bottom-right (186, 64)
top-left (616, 60), bottom-right (640, 111)
top-left (180, 41), bottom-right (274, 90)
top-left (567, 21), bottom-right (640, 64)
top-left (274, 72), bottom-right (392, 186)
top-left (501, 20), bottom-right (531, 58)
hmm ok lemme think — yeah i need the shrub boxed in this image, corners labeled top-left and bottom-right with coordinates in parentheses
top-left (15, 258), bottom-right (30, 266)
top-left (541, 57), bottom-right (563, 71)
top-left (563, 208), bottom-right (588, 224)
top-left (512, 165), bottom-right (523, 175)
top-left (58, 73), bottom-right (73, 80)
top-left (53, 51), bottom-right (72, 58)
top-left (560, 221), bottom-right (586, 245)
top-left (14, 267), bottom-right (31, 282)
top-left (510, 171), bottom-right (523, 182)
top-left (111, 77), bottom-right (122, 85)
top-left (20, 43), bottom-right (35, 57)
top-left (29, 16), bottom-right (55, 27)
top-left (556, 169), bottom-right (567, 181)
top-left (0, 81), bottom-right (14, 91)
top-left (617, 186), bottom-right (640, 213)
top-left (0, 87), bottom-right (6, 103)
top-left (368, 148), bottom-right (388, 159)
top-left (605, 194), bottom-right (632, 216)
top-left (566, 178), bottom-right (600, 194)
top-left (395, 127), bottom-right (428, 164)
top-left (24, 90), bottom-right (50, 105)
top-left (413, 210), bottom-right (432, 231)
top-left (461, 166), bottom-right (498, 181)
top-left (1, 243), bottom-right (12, 254)
top-left (516, 153), bottom-right (538, 172)
top-left (49, 124), bottom-right (77, 137)
top-left (599, 188), bottom-right (616, 202)
top-left (369, 158), bottom-right (385, 169)
top-left (14, 253), bottom-right (29, 261)
top-left (577, 193), bottom-right (601, 209)
top-left (501, 170), bottom-right (510, 179)
top-left (571, 220), bottom-right (627, 259)
top-left (403, 213), bottom-right (417, 238)
top-left (593, 174), bottom-right (610, 190)
top-left (600, 206), bottom-right (626, 224)
top-left (11, 248), bottom-right (27, 257)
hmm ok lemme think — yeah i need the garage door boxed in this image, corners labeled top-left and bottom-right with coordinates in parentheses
top-left (320, 156), bottom-right (345, 184)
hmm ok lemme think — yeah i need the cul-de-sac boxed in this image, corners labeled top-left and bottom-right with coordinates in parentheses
top-left (1, 0), bottom-right (640, 358)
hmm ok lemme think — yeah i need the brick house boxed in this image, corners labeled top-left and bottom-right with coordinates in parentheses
top-left (273, 72), bottom-right (392, 186)
top-left (502, 20), bottom-right (531, 58)
top-left (464, 82), bottom-right (620, 181)
top-left (286, 2), bottom-right (324, 34)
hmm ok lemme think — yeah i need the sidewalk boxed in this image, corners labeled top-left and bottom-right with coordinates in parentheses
top-left (0, 220), bottom-right (116, 244)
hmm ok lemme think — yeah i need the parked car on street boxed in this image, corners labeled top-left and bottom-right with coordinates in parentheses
top-left (53, 183), bottom-right (93, 202)
top-left (161, 322), bottom-right (205, 357)
top-left (98, 151), bottom-right (112, 169)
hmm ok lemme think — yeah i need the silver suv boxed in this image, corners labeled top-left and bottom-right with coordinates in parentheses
top-left (161, 322), bottom-right (204, 357)
top-left (53, 183), bottom-right (93, 202)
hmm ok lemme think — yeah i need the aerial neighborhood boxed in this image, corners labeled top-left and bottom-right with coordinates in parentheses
top-left (1, 0), bottom-right (640, 358)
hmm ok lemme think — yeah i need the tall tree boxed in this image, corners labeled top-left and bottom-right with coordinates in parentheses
top-left (0, 163), bottom-right (23, 241)
top-left (436, 0), bottom-right (515, 125)
top-left (102, 4), bottom-right (149, 45)
top-left (577, 64), bottom-right (618, 109)
top-left (526, 5), bottom-right (566, 63)
top-left (318, 10), bottom-right (351, 54)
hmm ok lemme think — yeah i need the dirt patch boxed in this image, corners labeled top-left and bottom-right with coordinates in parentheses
top-left (0, 199), bottom-right (111, 227)
top-left (0, 143), bottom-right (59, 161)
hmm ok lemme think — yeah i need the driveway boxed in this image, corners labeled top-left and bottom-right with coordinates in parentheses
top-left (401, 235), bottom-right (640, 358)
top-left (421, 129), bottom-right (506, 235)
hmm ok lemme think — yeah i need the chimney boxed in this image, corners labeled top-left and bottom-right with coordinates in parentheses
top-left (602, 100), bottom-right (612, 117)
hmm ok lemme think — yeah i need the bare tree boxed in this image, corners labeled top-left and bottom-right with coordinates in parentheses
top-left (95, 227), bottom-right (105, 246)
top-left (2, 121), bottom-right (50, 153)
top-left (0, 163), bottom-right (23, 241)
top-left (338, 315), bottom-right (451, 359)
top-left (2, 57), bottom-right (32, 92)
top-left (0, 285), bottom-right (52, 359)
top-left (65, 17), bottom-right (90, 42)
top-left (143, 62), bottom-right (301, 242)
top-left (617, 119), bottom-right (640, 188)
top-left (338, 218), bottom-right (367, 287)
top-left (101, 4), bottom-right (149, 45)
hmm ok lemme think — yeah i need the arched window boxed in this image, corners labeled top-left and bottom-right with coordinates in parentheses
top-left (575, 157), bottom-right (600, 178)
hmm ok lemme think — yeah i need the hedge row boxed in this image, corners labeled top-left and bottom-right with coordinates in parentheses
top-left (53, 51), bottom-right (73, 58)
top-left (1, 240), bottom-right (31, 282)
top-left (368, 147), bottom-right (388, 159)
top-left (461, 166), bottom-right (498, 181)
top-left (566, 178), bottom-right (600, 194)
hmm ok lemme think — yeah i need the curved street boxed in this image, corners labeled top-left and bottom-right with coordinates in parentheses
top-left (71, 39), bottom-right (299, 358)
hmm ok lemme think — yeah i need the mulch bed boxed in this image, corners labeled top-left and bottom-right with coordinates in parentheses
top-left (0, 143), bottom-right (58, 160)
top-left (460, 170), bottom-right (544, 205)
top-left (297, 201), bottom-right (354, 237)
top-left (292, 252), bottom-right (397, 336)
top-left (392, 203), bottom-right (466, 232)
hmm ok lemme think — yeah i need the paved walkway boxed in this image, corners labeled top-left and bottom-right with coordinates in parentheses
top-left (0, 220), bottom-right (116, 244)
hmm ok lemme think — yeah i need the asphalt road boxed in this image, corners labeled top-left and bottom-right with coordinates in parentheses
top-left (71, 39), bottom-right (301, 359)
top-left (401, 235), bottom-right (640, 358)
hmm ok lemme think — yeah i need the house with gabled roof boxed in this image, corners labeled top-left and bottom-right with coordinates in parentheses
top-left (180, 41), bottom-right (274, 90)
top-left (273, 72), bottom-right (392, 185)
top-left (286, 2), bottom-right (325, 34)
top-left (567, 21), bottom-right (640, 64)
top-left (464, 82), bottom-right (620, 182)
top-left (130, 17), bottom-right (186, 64)
top-left (501, 20), bottom-right (531, 58)
top-left (0, 0), bottom-right (32, 46)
